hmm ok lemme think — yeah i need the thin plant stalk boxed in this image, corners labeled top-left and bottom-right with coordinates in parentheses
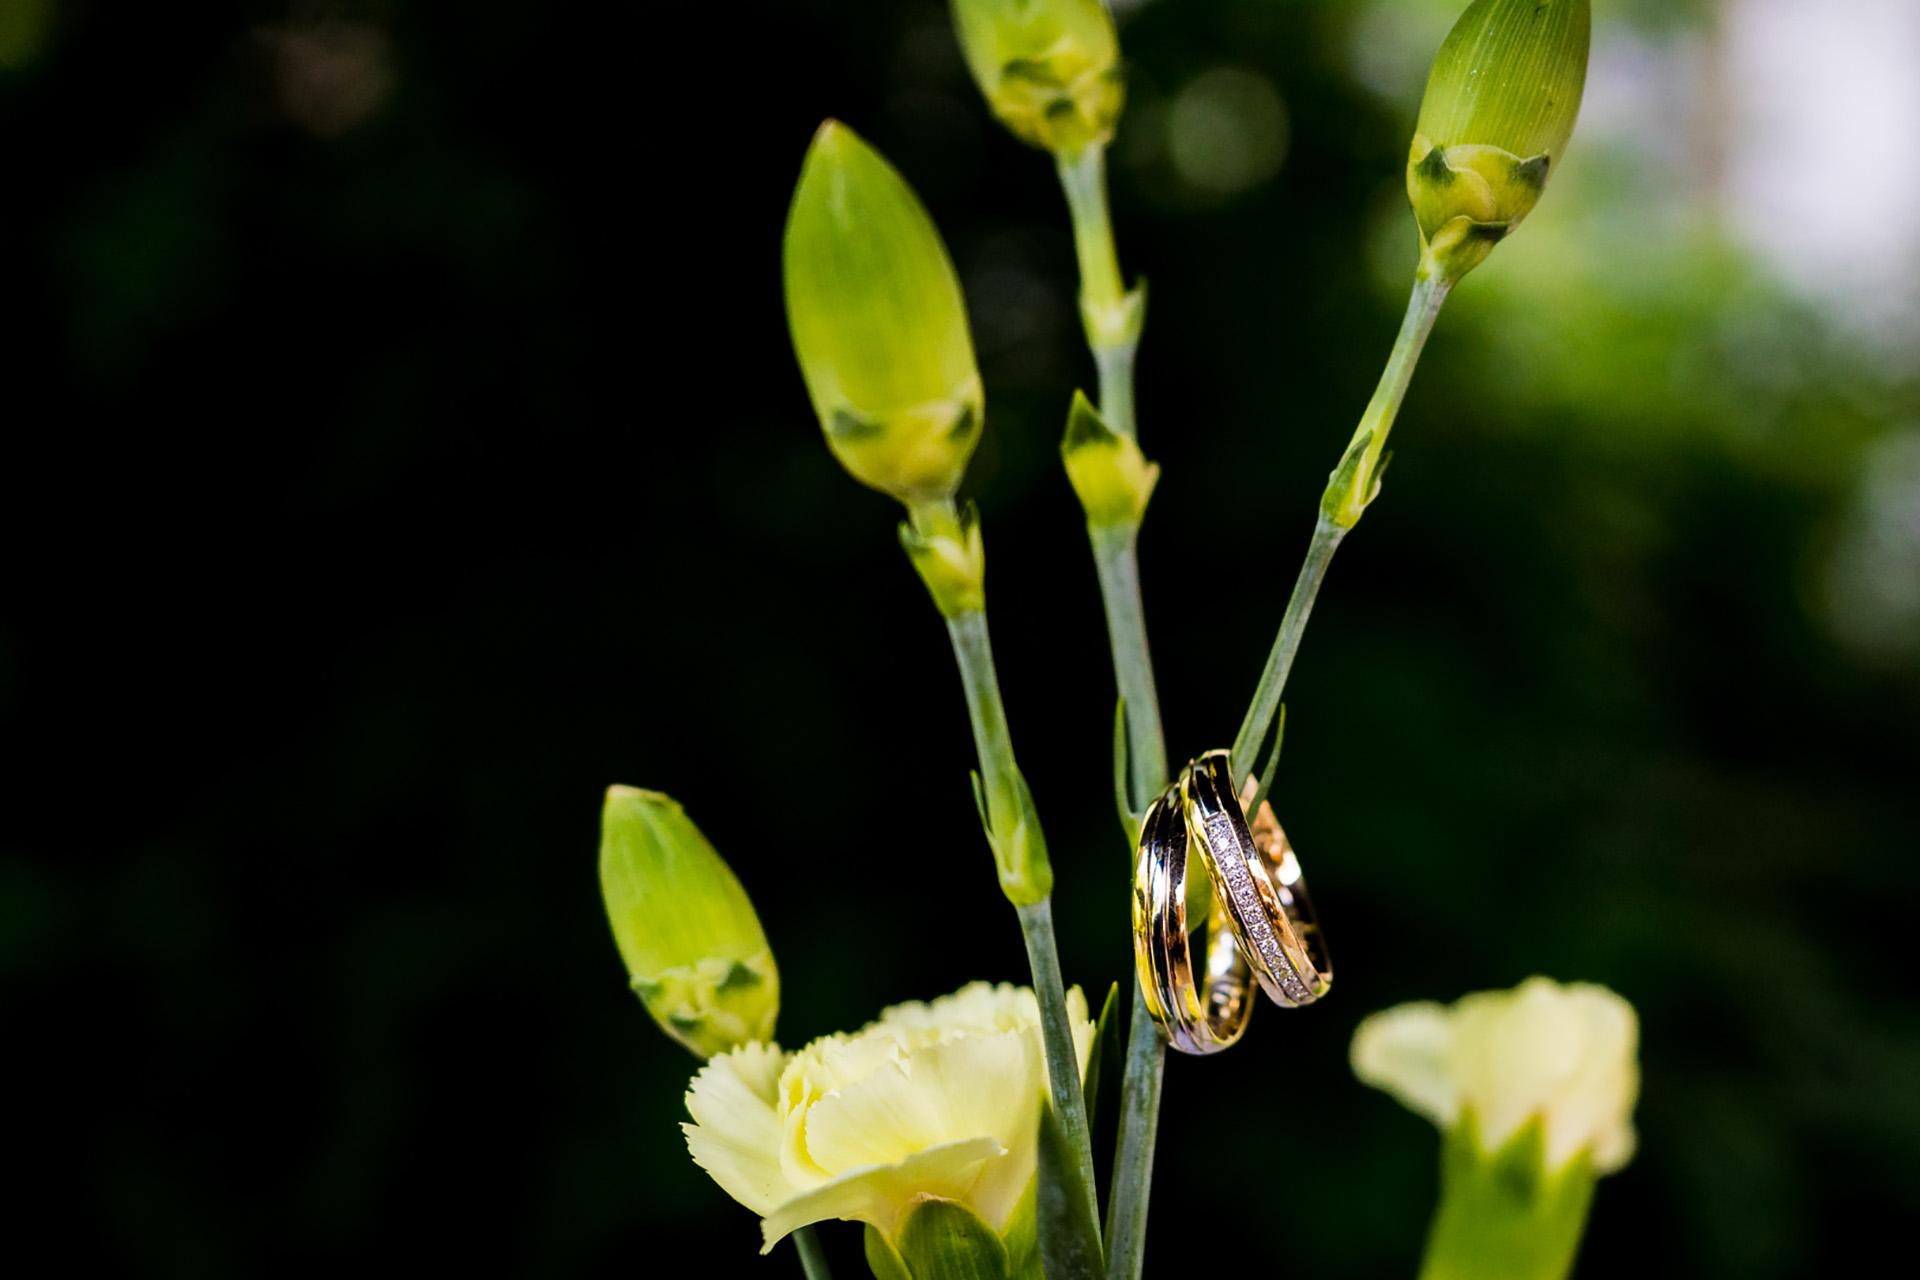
top-left (1231, 273), bottom-right (1452, 783)
top-left (1058, 144), bottom-right (1137, 442)
top-left (1103, 988), bottom-right (1164, 1277)
top-left (1228, 516), bottom-right (1346, 783)
top-left (1089, 529), bottom-right (1167, 1280)
top-left (793, 1225), bottom-right (833, 1280)
top-left (1059, 141), bottom-right (1167, 1280)
top-left (1090, 526), bottom-right (1167, 808)
top-left (944, 603), bottom-right (1103, 1244)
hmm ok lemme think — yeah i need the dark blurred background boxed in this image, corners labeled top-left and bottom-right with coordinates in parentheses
top-left (3, 0), bottom-right (1917, 1275)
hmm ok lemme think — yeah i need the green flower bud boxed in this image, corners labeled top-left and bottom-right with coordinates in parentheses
top-left (1406, 0), bottom-right (1590, 281)
top-left (951, 0), bottom-right (1124, 155)
top-left (900, 501), bottom-right (988, 619)
top-left (1060, 390), bottom-right (1158, 530)
top-left (784, 121), bottom-right (984, 506)
top-left (599, 786), bottom-right (778, 1058)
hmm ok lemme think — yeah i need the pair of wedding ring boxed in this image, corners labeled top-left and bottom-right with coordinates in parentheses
top-left (1132, 750), bottom-right (1332, 1055)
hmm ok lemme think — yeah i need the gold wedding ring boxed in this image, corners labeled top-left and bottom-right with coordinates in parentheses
top-left (1132, 787), bottom-right (1255, 1055)
top-left (1185, 751), bottom-right (1332, 1008)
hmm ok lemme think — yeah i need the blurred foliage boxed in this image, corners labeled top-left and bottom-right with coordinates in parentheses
top-left (2, 1), bottom-right (1915, 1277)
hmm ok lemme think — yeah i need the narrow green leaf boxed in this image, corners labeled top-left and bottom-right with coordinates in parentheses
top-left (1080, 982), bottom-right (1124, 1215)
top-left (1036, 1098), bottom-right (1105, 1280)
top-left (1001, 1176), bottom-right (1042, 1280)
top-left (1111, 698), bottom-right (1136, 841)
top-left (1081, 982), bottom-right (1121, 1124)
top-left (1246, 704), bottom-right (1287, 820)
top-left (1320, 427), bottom-right (1377, 527)
top-left (998, 764), bottom-right (1054, 904)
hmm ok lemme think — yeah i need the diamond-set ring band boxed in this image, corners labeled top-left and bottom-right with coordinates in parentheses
top-left (1185, 751), bottom-right (1332, 1010)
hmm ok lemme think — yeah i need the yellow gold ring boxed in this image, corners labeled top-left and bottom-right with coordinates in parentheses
top-left (1184, 750), bottom-right (1333, 1009)
top-left (1132, 785), bottom-right (1255, 1055)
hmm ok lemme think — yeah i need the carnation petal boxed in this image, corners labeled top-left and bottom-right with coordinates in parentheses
top-left (757, 1136), bottom-right (1005, 1253)
top-left (802, 1052), bottom-right (955, 1172)
top-left (1350, 1000), bottom-right (1458, 1127)
top-left (683, 1042), bottom-right (795, 1216)
top-left (1545, 983), bottom-right (1639, 1173)
top-left (905, 1030), bottom-right (1047, 1230)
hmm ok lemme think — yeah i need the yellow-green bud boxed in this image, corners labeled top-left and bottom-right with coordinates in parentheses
top-left (900, 502), bottom-right (987, 619)
top-left (951, 0), bottom-right (1124, 155)
top-left (599, 786), bottom-right (778, 1059)
top-left (1060, 390), bottom-right (1158, 529)
top-left (1407, 0), bottom-right (1590, 281)
top-left (784, 121), bottom-right (984, 506)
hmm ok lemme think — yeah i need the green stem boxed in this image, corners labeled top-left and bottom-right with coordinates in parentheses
top-left (946, 607), bottom-right (1023, 841)
top-left (1104, 981), bottom-right (1164, 1280)
top-left (1090, 525), bottom-right (1166, 812)
top-left (1094, 345), bottom-right (1136, 447)
top-left (794, 1225), bottom-right (833, 1280)
top-left (1017, 897), bottom-right (1104, 1236)
top-left (1418, 1122), bottom-right (1596, 1280)
top-left (1228, 515), bottom-right (1346, 783)
top-left (1087, 526), bottom-right (1171, 1280)
top-left (1058, 143), bottom-right (1137, 441)
top-left (1059, 139), bottom-right (1164, 1280)
top-left (1345, 273), bottom-right (1451, 517)
top-left (943, 608), bottom-right (1102, 1246)
top-left (1230, 274), bottom-right (1450, 782)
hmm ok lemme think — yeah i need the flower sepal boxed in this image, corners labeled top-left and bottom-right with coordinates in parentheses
top-left (1420, 1113), bottom-right (1596, 1280)
top-left (863, 1185), bottom-right (1041, 1280)
top-left (951, 0), bottom-right (1123, 156)
top-left (1407, 136), bottom-right (1550, 282)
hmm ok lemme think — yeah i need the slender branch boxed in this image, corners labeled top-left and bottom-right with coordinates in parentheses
top-left (1230, 275), bottom-right (1451, 782)
top-left (1058, 141), bottom-right (1170, 1280)
top-left (946, 606), bottom-right (1023, 838)
top-left (1094, 344), bottom-right (1137, 448)
top-left (1058, 144), bottom-right (1138, 442)
top-left (793, 1225), bottom-right (834, 1280)
top-left (1103, 980), bottom-right (1164, 1279)
top-left (1090, 525), bottom-right (1166, 811)
top-left (1017, 898), bottom-right (1103, 1237)
top-left (1228, 516), bottom-right (1346, 783)
top-left (1330, 272), bottom-right (1452, 527)
top-left (944, 608), bottom-right (1103, 1246)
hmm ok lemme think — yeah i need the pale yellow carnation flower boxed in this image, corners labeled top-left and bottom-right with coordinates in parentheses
top-left (1351, 975), bottom-right (1638, 1174)
top-left (683, 981), bottom-right (1095, 1252)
